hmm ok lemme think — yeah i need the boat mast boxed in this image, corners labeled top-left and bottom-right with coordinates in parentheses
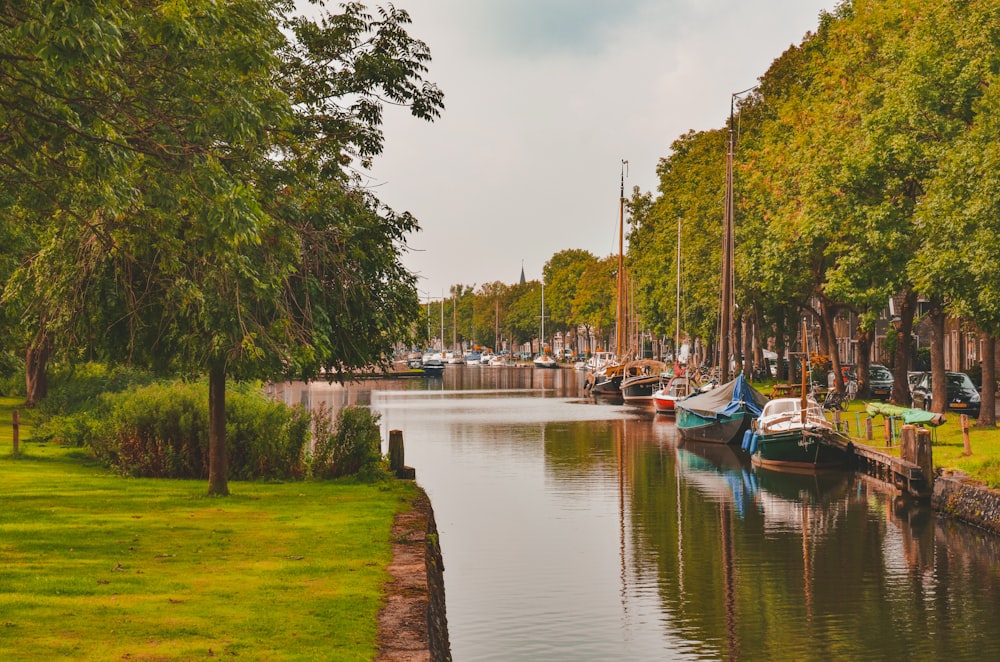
top-left (617, 160), bottom-right (628, 360)
top-left (540, 283), bottom-right (546, 354)
top-left (800, 318), bottom-right (809, 425)
top-left (720, 97), bottom-right (735, 383)
top-left (676, 216), bottom-right (682, 367)
top-left (453, 291), bottom-right (457, 351)
top-left (720, 87), bottom-right (755, 382)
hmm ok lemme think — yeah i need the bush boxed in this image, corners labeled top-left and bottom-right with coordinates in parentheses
top-left (43, 379), bottom-right (310, 480)
top-left (0, 350), bottom-right (25, 397)
top-left (39, 362), bottom-right (157, 418)
top-left (39, 374), bottom-right (387, 482)
top-left (311, 405), bottom-right (388, 481)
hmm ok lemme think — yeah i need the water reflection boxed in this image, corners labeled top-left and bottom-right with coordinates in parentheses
top-left (270, 367), bottom-right (1000, 661)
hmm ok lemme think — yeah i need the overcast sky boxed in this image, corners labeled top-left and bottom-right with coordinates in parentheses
top-left (306, 1), bottom-right (840, 301)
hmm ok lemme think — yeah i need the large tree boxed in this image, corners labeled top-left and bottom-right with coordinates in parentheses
top-left (1, 1), bottom-right (443, 495)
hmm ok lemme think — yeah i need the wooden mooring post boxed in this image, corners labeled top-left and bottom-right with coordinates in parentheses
top-left (961, 414), bottom-right (972, 456)
top-left (388, 429), bottom-right (415, 480)
top-left (898, 424), bottom-right (933, 495)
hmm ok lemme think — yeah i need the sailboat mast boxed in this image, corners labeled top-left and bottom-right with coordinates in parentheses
top-left (540, 283), bottom-right (545, 352)
top-left (720, 98), bottom-right (735, 383)
top-left (617, 160), bottom-right (628, 360)
top-left (676, 216), bottom-right (682, 364)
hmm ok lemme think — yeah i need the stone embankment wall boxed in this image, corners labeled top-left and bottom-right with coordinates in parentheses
top-left (377, 487), bottom-right (451, 662)
top-left (932, 473), bottom-right (1000, 535)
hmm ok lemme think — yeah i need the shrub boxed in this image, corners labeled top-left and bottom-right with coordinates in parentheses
top-left (39, 362), bottom-right (157, 418)
top-left (311, 405), bottom-right (388, 481)
top-left (43, 379), bottom-right (310, 480)
top-left (0, 350), bottom-right (25, 397)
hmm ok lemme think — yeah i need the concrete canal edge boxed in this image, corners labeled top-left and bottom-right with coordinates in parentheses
top-left (932, 472), bottom-right (1000, 535)
top-left (376, 486), bottom-right (451, 662)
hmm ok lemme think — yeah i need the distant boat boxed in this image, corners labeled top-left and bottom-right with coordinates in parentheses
top-left (421, 354), bottom-right (445, 377)
top-left (533, 354), bottom-right (558, 369)
top-left (652, 373), bottom-right (696, 415)
top-left (620, 360), bottom-right (669, 405)
top-left (676, 374), bottom-right (768, 445)
top-left (586, 161), bottom-right (631, 398)
top-left (464, 350), bottom-right (482, 365)
top-left (534, 284), bottom-right (559, 368)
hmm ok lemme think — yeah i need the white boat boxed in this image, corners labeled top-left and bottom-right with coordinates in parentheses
top-left (480, 351), bottom-right (496, 365)
top-left (533, 353), bottom-right (559, 369)
top-left (464, 351), bottom-right (482, 365)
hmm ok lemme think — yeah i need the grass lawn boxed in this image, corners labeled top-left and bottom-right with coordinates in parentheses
top-left (831, 398), bottom-right (1000, 488)
top-left (0, 398), bottom-right (416, 661)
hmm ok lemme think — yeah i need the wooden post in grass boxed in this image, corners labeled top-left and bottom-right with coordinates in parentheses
top-left (388, 429), bottom-right (404, 473)
top-left (961, 414), bottom-right (972, 456)
top-left (865, 417), bottom-right (873, 441)
top-left (12, 410), bottom-right (19, 454)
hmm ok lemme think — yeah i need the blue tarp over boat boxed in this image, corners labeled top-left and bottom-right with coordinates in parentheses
top-left (677, 374), bottom-right (769, 420)
top-left (676, 374), bottom-right (769, 445)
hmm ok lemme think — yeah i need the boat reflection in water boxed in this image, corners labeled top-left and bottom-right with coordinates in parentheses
top-left (270, 367), bottom-right (1000, 662)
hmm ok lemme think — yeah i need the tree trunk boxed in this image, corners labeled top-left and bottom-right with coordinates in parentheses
top-left (890, 290), bottom-right (917, 407)
top-left (929, 303), bottom-right (947, 415)
top-left (24, 330), bottom-right (51, 408)
top-left (978, 331), bottom-right (996, 427)
top-left (856, 325), bottom-right (873, 400)
top-left (775, 315), bottom-right (788, 382)
top-left (207, 361), bottom-right (229, 496)
top-left (820, 301), bottom-right (843, 394)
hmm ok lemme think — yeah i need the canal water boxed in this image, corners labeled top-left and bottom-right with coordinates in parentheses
top-left (270, 366), bottom-right (1000, 661)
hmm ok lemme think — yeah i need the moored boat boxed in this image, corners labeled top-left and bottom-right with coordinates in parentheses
top-left (533, 353), bottom-right (559, 369)
top-left (652, 373), bottom-right (696, 415)
top-left (620, 360), bottom-right (669, 405)
top-left (745, 397), bottom-right (849, 472)
top-left (676, 374), bottom-right (768, 444)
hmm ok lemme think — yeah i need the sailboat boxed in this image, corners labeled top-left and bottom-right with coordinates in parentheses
top-left (746, 320), bottom-right (850, 471)
top-left (653, 216), bottom-right (694, 415)
top-left (677, 92), bottom-right (767, 442)
top-left (533, 283), bottom-right (559, 368)
top-left (586, 161), bottom-right (630, 396)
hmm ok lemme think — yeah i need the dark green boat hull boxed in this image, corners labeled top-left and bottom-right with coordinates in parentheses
top-left (676, 409), bottom-right (754, 445)
top-left (752, 430), bottom-right (849, 471)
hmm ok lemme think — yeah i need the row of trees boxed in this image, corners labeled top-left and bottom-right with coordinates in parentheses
top-left (627, 0), bottom-right (1000, 424)
top-left (415, 249), bottom-right (627, 356)
top-left (0, 1), bottom-right (444, 494)
top-left (447, 1), bottom-right (1000, 426)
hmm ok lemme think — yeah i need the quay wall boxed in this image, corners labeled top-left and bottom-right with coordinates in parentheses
top-left (932, 473), bottom-right (1000, 536)
top-left (377, 487), bottom-right (451, 662)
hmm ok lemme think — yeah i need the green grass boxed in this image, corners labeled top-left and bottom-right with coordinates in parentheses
top-left (0, 399), bottom-right (416, 661)
top-left (828, 398), bottom-right (1000, 488)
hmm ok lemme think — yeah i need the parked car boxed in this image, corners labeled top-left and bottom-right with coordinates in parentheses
top-left (907, 371), bottom-right (928, 395)
top-left (869, 364), bottom-right (894, 401)
top-left (911, 371), bottom-right (981, 417)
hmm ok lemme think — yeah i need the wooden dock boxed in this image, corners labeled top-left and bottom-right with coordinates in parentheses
top-left (824, 427), bottom-right (933, 499)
